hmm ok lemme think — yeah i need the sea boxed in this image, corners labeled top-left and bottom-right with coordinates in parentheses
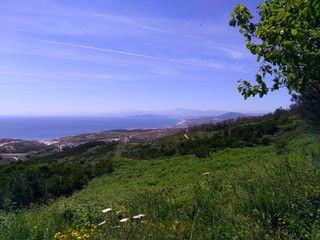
top-left (0, 116), bottom-right (181, 141)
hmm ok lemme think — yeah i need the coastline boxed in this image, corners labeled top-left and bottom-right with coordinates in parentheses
top-left (0, 116), bottom-right (182, 141)
top-left (175, 119), bottom-right (186, 126)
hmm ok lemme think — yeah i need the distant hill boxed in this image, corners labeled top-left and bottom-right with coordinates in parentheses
top-left (216, 112), bottom-right (247, 120)
top-left (157, 108), bottom-right (228, 117)
top-left (126, 114), bottom-right (167, 118)
top-left (109, 108), bottom-right (228, 118)
top-left (173, 112), bottom-right (249, 128)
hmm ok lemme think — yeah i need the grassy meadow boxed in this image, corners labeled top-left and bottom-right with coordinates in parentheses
top-left (1, 111), bottom-right (320, 239)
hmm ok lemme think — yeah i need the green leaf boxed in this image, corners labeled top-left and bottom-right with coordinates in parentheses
top-left (291, 29), bottom-right (297, 36)
top-left (229, 18), bottom-right (236, 27)
top-left (282, 41), bottom-right (292, 47)
top-left (239, 4), bottom-right (245, 12)
top-left (257, 55), bottom-right (261, 62)
top-left (251, 46), bottom-right (259, 55)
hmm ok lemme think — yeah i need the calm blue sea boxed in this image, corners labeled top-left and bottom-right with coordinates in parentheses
top-left (0, 116), bottom-right (181, 140)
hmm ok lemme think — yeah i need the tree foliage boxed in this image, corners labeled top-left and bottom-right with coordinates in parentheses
top-left (0, 143), bottom-right (114, 211)
top-left (230, 0), bottom-right (320, 98)
top-left (292, 84), bottom-right (320, 134)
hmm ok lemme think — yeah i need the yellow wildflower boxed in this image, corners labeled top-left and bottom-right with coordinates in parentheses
top-left (159, 223), bottom-right (165, 229)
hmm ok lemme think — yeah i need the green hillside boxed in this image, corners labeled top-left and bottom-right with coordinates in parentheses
top-left (1, 110), bottom-right (320, 239)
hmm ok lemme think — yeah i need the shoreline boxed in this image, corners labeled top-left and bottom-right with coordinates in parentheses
top-left (0, 122), bottom-right (186, 144)
top-left (0, 117), bottom-right (183, 142)
top-left (175, 119), bottom-right (186, 126)
top-left (1, 114), bottom-right (231, 143)
top-left (0, 126), bottom-right (183, 153)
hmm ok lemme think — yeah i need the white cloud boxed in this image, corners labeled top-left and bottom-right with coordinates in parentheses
top-left (1, 0), bottom-right (249, 61)
top-left (0, 69), bottom-right (133, 87)
top-left (36, 40), bottom-right (249, 72)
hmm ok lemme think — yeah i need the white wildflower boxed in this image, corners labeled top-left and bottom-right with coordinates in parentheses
top-left (98, 221), bottom-right (106, 226)
top-left (102, 208), bottom-right (112, 213)
top-left (133, 214), bottom-right (145, 219)
top-left (120, 218), bottom-right (129, 223)
top-left (280, 30), bottom-right (284, 35)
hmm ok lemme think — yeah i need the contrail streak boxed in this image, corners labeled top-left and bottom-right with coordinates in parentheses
top-left (37, 39), bottom-right (219, 68)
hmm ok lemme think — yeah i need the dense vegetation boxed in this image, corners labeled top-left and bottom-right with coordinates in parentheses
top-left (0, 142), bottom-right (114, 211)
top-left (1, 109), bottom-right (320, 239)
top-left (121, 108), bottom-right (292, 159)
top-left (0, 140), bottom-right (54, 153)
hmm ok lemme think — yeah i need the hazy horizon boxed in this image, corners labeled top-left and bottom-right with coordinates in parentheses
top-left (0, 107), bottom-right (271, 117)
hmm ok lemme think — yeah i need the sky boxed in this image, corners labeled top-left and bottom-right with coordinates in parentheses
top-left (1, 0), bottom-right (292, 116)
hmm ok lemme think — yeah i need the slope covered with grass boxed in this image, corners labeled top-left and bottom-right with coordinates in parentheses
top-left (1, 111), bottom-right (320, 239)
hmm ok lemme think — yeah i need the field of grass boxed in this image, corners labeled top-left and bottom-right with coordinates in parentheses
top-left (1, 113), bottom-right (320, 239)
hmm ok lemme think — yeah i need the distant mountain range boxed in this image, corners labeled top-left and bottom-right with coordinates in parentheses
top-left (216, 112), bottom-right (248, 119)
top-left (114, 108), bottom-right (228, 118)
top-left (155, 108), bottom-right (228, 117)
top-left (171, 111), bottom-right (249, 128)
top-left (126, 111), bottom-right (252, 129)
top-left (48, 108), bottom-right (266, 118)
top-left (122, 109), bottom-right (260, 119)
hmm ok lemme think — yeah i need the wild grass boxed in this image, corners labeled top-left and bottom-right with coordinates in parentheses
top-left (1, 131), bottom-right (320, 239)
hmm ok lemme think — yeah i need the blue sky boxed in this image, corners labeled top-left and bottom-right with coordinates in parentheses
top-left (1, 0), bottom-right (292, 115)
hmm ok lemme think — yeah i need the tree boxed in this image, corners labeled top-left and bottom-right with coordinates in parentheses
top-left (292, 84), bottom-right (320, 134)
top-left (230, 0), bottom-right (320, 99)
